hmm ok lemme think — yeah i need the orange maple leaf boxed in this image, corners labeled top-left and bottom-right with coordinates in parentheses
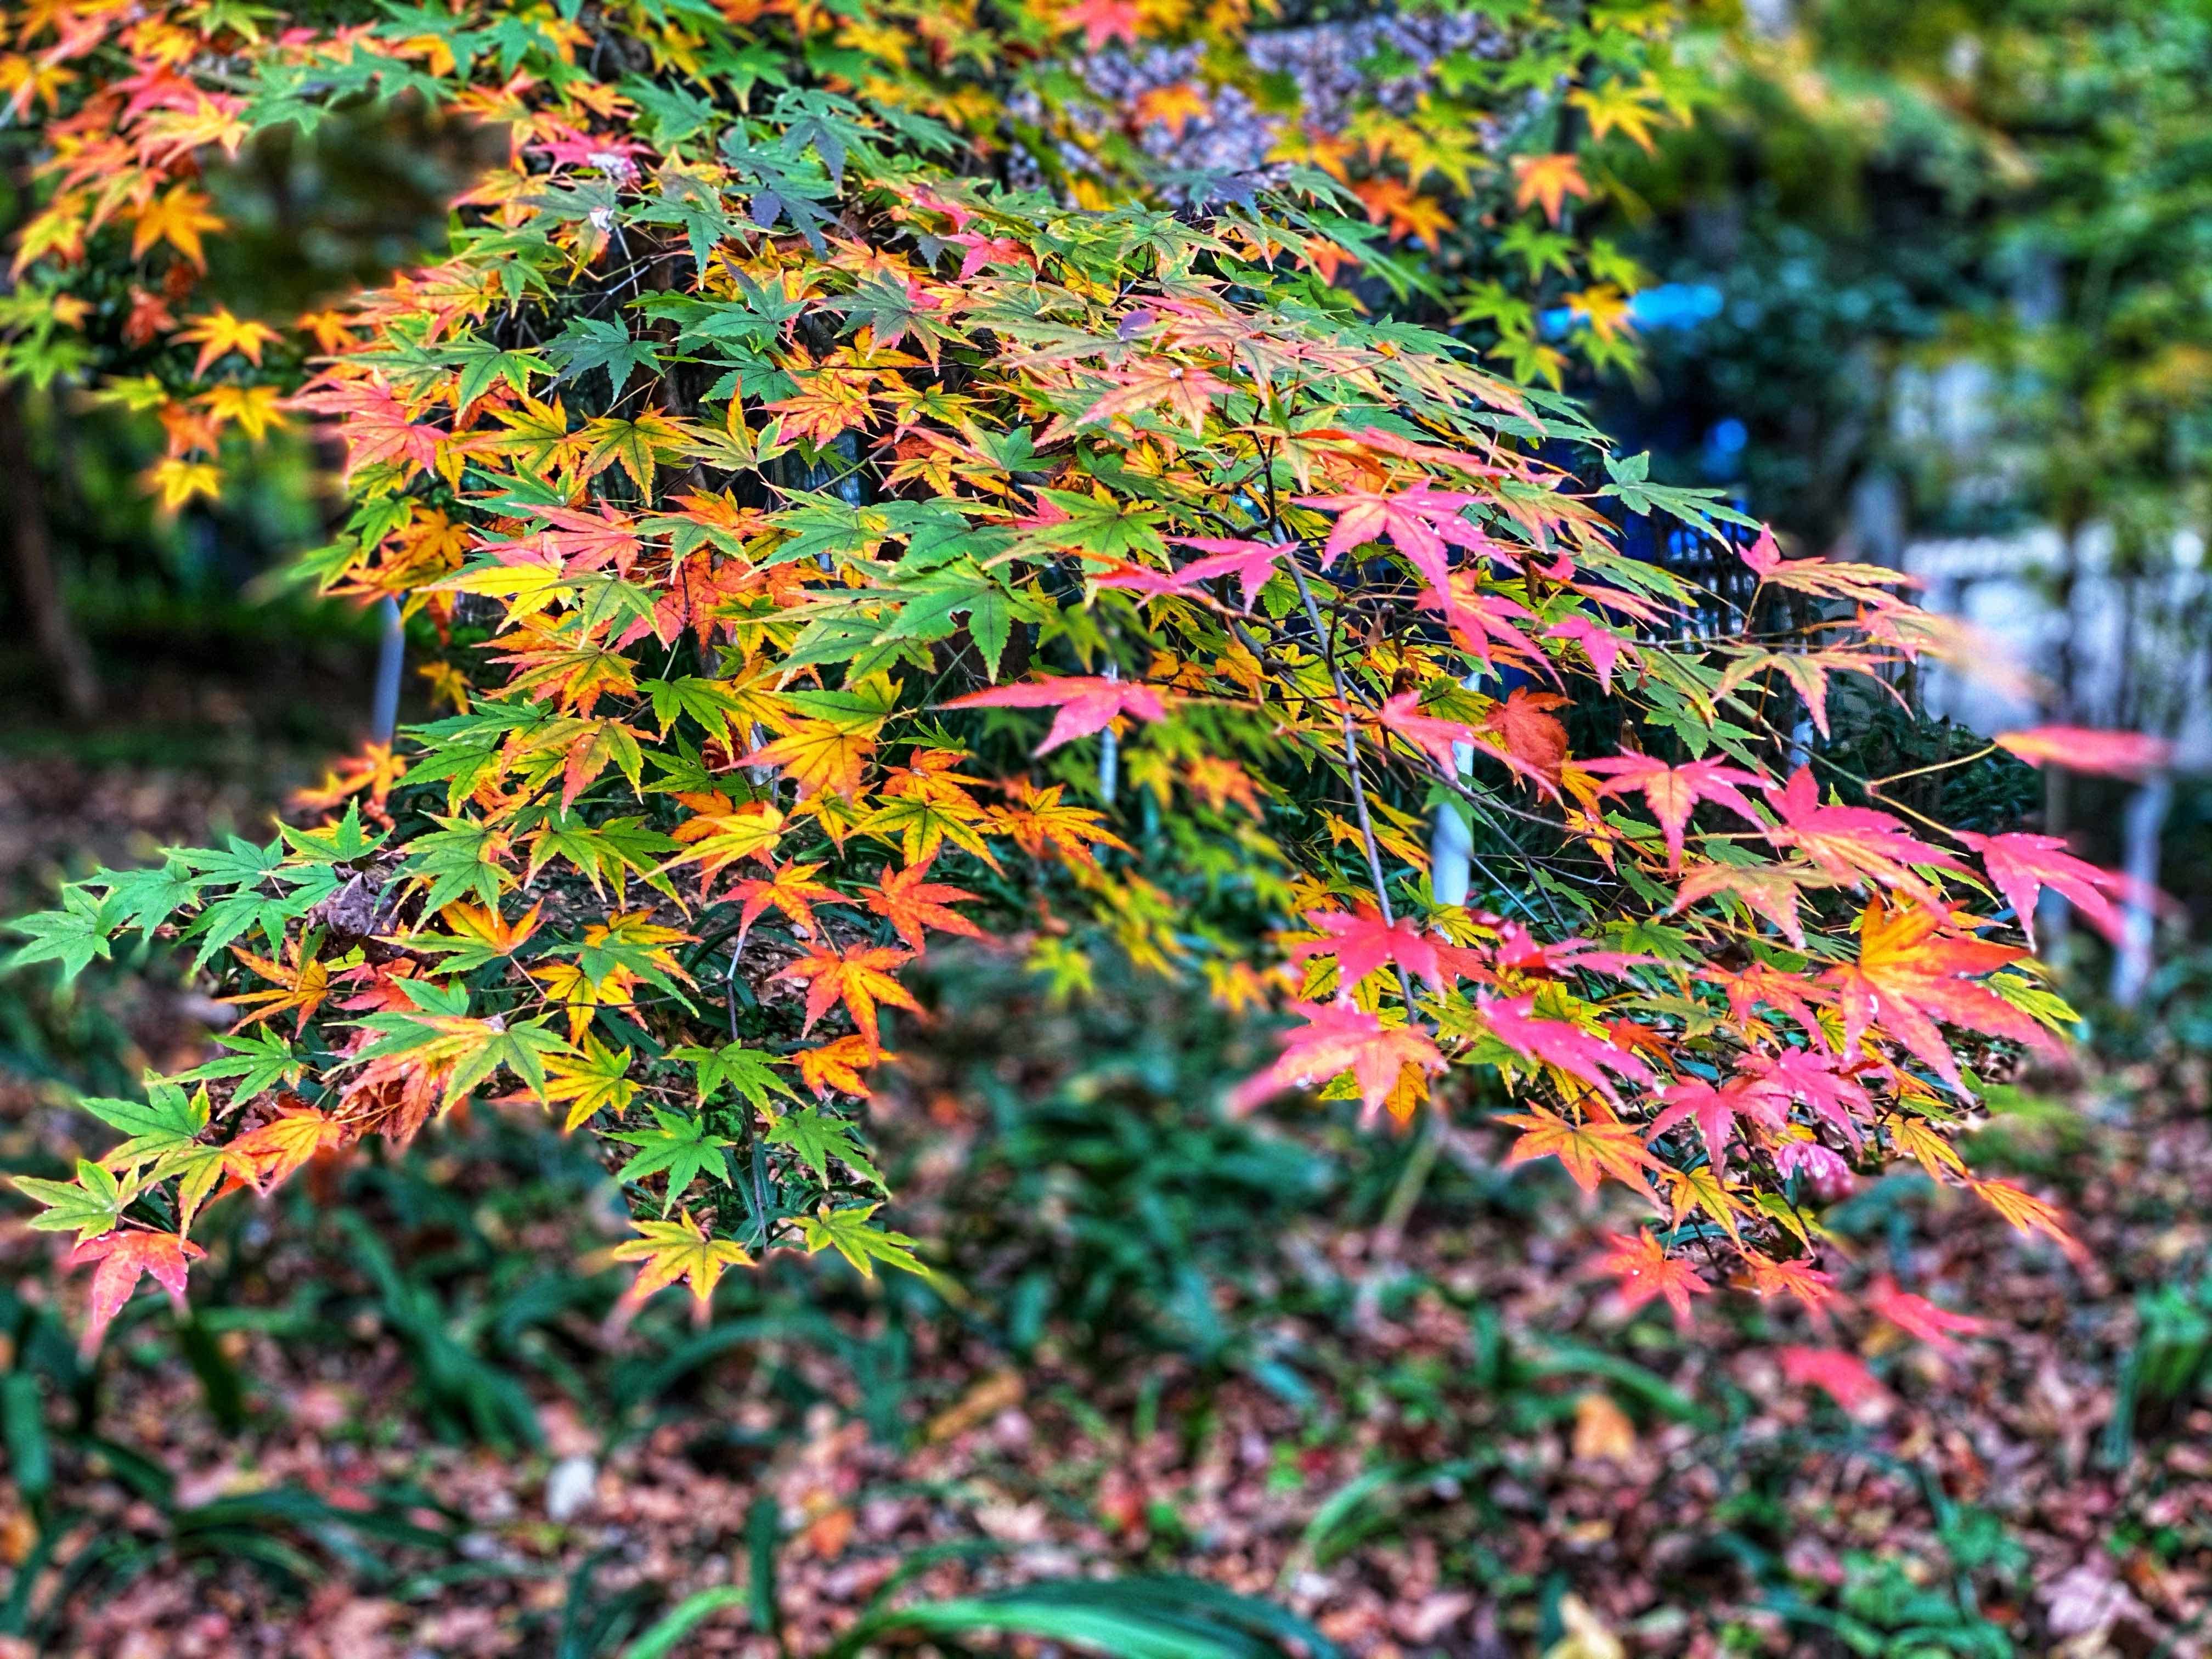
top-left (738, 720), bottom-right (877, 799)
top-left (1510, 153), bottom-right (1592, 224)
top-left (780, 943), bottom-right (924, 1049)
top-left (728, 860), bottom-right (841, 942)
top-left (1132, 82), bottom-right (1208, 139)
top-left (1498, 1106), bottom-right (1663, 1202)
top-left (985, 781), bottom-right (1132, 867)
top-left (1826, 898), bottom-right (2044, 1095)
top-left (231, 1099), bottom-right (350, 1193)
top-left (797, 1034), bottom-right (888, 1097)
top-left (1592, 1229), bottom-right (1708, 1329)
top-left (70, 1228), bottom-right (205, 1356)
top-left (223, 940), bottom-right (331, 1034)
top-left (128, 184), bottom-right (222, 268)
top-left (172, 306), bottom-right (281, 375)
top-left (863, 857), bottom-right (986, 952)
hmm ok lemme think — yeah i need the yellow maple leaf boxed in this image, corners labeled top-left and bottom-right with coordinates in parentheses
top-left (128, 185), bottom-right (224, 269)
top-left (144, 455), bottom-right (222, 511)
top-left (612, 1211), bottom-right (753, 1308)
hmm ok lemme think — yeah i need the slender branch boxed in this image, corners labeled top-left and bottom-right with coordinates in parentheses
top-left (1283, 552), bottom-right (1421, 1017)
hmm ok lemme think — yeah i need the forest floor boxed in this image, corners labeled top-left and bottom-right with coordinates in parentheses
top-left (4, 715), bottom-right (2212, 1659)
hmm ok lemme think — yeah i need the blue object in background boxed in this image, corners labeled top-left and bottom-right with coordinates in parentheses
top-left (1540, 281), bottom-right (1724, 339)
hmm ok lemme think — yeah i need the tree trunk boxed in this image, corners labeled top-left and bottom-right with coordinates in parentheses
top-left (0, 386), bottom-right (99, 720)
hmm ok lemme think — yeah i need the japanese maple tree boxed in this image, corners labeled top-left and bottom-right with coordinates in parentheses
top-left (0, 0), bottom-right (2111, 1356)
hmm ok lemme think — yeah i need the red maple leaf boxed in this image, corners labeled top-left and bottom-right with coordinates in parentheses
top-left (1477, 992), bottom-right (1654, 1105)
top-left (1865, 1275), bottom-right (1989, 1355)
top-left (70, 1228), bottom-right (205, 1357)
top-left (1480, 687), bottom-right (1570, 792)
top-left (945, 675), bottom-right (1169, 754)
top-left (1645, 1074), bottom-right (1785, 1179)
top-left (1961, 830), bottom-right (2131, 946)
top-left (862, 856), bottom-right (988, 952)
top-left (1580, 753), bottom-right (1766, 871)
top-left (1291, 484), bottom-right (1488, 586)
top-left (1373, 690), bottom-right (1474, 775)
top-left (1228, 1001), bottom-right (1443, 1120)
top-left (1778, 1346), bottom-right (1888, 1412)
top-left (1763, 766), bottom-right (1965, 903)
top-left (1994, 724), bottom-right (2172, 779)
top-left (1592, 1229), bottom-right (1708, 1329)
top-left (1290, 905), bottom-right (1451, 991)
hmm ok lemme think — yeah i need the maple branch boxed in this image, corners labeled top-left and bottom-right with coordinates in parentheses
top-left (1866, 744), bottom-right (1999, 789)
top-left (1282, 551), bottom-right (1421, 1018)
top-left (726, 950), bottom-right (777, 1249)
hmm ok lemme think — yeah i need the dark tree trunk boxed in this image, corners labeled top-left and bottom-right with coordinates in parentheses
top-left (0, 386), bottom-right (99, 720)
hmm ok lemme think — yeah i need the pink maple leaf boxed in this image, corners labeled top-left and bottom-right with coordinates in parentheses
top-left (1229, 1001), bottom-right (1443, 1121)
top-left (1645, 1074), bottom-right (1785, 1179)
top-left (1961, 830), bottom-right (2132, 947)
top-left (1994, 725), bottom-right (2172, 780)
top-left (1476, 991), bottom-right (1654, 1105)
top-left (945, 675), bottom-right (1169, 754)
top-left (1374, 690), bottom-right (1474, 775)
top-left (1778, 1346), bottom-right (1889, 1412)
top-left (1580, 753), bottom-right (1767, 872)
top-left (1290, 905), bottom-right (1448, 991)
top-left (1865, 1276), bottom-right (1990, 1356)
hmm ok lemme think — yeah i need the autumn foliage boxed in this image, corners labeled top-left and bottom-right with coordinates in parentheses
top-left (0, 0), bottom-right (2121, 1357)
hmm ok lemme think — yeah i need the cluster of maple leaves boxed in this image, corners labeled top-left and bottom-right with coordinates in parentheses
top-left (0, 0), bottom-right (2160, 1363)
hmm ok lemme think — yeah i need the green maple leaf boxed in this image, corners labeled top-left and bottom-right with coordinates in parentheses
top-left (1029, 488), bottom-right (1167, 561)
top-left (83, 1081), bottom-right (209, 1175)
top-left (13, 1160), bottom-right (135, 1244)
top-left (668, 1042), bottom-right (795, 1111)
top-left (550, 316), bottom-right (662, 398)
top-left (173, 1028), bottom-right (304, 1107)
top-left (798, 1204), bottom-right (928, 1280)
top-left (523, 814), bottom-right (680, 901)
top-left (768, 1108), bottom-right (882, 1189)
top-left (276, 800), bottom-right (388, 867)
top-left (5, 884), bottom-right (120, 983)
top-left (400, 816), bottom-right (512, 914)
top-left (95, 859), bottom-right (202, 938)
top-left (611, 1110), bottom-right (734, 1214)
top-left (444, 335), bottom-right (544, 409)
top-left (641, 676), bottom-right (748, 742)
